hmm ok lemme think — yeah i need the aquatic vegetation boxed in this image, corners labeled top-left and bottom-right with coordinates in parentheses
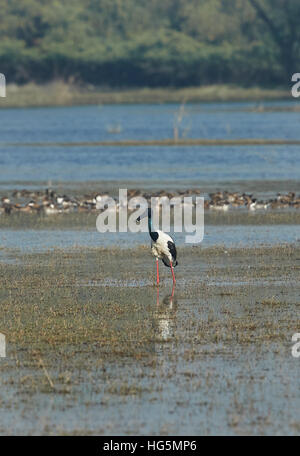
top-left (0, 245), bottom-right (299, 435)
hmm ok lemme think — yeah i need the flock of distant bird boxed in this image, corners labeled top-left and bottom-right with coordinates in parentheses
top-left (1, 187), bottom-right (299, 285)
top-left (206, 191), bottom-right (300, 211)
top-left (0, 189), bottom-right (300, 216)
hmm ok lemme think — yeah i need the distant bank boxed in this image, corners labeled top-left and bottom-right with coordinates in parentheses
top-left (0, 82), bottom-right (291, 108)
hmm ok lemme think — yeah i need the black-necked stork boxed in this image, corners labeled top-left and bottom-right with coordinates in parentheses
top-left (137, 208), bottom-right (178, 285)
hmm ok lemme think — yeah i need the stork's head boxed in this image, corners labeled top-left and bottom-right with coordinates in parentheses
top-left (136, 207), bottom-right (151, 222)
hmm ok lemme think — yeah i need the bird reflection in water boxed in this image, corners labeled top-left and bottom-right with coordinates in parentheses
top-left (0, 332), bottom-right (6, 358)
top-left (153, 285), bottom-right (177, 342)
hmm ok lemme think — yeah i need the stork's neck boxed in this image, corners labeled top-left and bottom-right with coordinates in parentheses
top-left (148, 213), bottom-right (159, 242)
top-left (148, 214), bottom-right (154, 234)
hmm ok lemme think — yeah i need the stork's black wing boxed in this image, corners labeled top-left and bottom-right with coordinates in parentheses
top-left (162, 241), bottom-right (178, 267)
top-left (168, 241), bottom-right (177, 263)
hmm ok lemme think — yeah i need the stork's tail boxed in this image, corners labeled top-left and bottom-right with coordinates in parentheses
top-left (162, 259), bottom-right (178, 268)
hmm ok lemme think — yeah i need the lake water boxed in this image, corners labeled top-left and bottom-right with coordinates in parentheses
top-left (0, 101), bottom-right (300, 187)
top-left (0, 101), bottom-right (299, 251)
top-left (0, 225), bottom-right (299, 255)
top-left (0, 103), bottom-right (299, 436)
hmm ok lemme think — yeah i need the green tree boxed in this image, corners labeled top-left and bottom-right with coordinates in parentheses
top-left (248, 0), bottom-right (300, 77)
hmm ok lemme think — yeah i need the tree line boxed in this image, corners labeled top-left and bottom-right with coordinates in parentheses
top-left (0, 0), bottom-right (299, 87)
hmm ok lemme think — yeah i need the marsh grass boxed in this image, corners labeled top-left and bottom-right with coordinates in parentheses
top-left (0, 244), bottom-right (299, 434)
top-left (1, 210), bottom-right (300, 231)
top-left (1, 244), bottom-right (299, 350)
top-left (0, 83), bottom-right (290, 109)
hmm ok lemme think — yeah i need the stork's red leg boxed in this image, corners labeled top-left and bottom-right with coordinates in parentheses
top-left (170, 261), bottom-right (176, 284)
top-left (156, 258), bottom-right (160, 285)
top-left (171, 283), bottom-right (175, 299)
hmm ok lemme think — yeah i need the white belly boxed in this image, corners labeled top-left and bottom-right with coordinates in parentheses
top-left (151, 230), bottom-right (174, 262)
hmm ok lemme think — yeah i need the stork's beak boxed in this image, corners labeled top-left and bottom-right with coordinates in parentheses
top-left (136, 209), bottom-right (148, 223)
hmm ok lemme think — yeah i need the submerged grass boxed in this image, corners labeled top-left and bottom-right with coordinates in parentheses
top-left (1, 244), bottom-right (299, 352)
top-left (0, 244), bottom-right (299, 435)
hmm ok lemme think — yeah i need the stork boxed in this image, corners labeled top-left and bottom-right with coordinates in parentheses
top-left (137, 208), bottom-right (178, 285)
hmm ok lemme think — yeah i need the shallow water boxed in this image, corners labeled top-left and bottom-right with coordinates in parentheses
top-left (0, 102), bottom-right (299, 436)
top-left (0, 246), bottom-right (299, 435)
top-left (0, 224), bottom-right (299, 254)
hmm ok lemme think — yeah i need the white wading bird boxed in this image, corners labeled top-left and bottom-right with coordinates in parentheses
top-left (137, 208), bottom-right (178, 285)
